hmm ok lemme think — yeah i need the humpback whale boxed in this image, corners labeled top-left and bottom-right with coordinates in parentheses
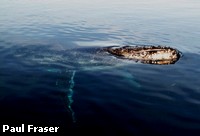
top-left (104, 45), bottom-right (182, 65)
top-left (9, 44), bottom-right (181, 122)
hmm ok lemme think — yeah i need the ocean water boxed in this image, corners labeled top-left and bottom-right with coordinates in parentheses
top-left (0, 0), bottom-right (200, 135)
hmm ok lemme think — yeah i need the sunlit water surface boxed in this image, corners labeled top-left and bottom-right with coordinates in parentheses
top-left (0, 0), bottom-right (200, 135)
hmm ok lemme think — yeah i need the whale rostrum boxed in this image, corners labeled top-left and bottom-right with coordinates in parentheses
top-left (104, 45), bottom-right (182, 65)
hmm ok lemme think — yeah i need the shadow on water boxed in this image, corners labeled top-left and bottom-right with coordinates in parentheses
top-left (0, 43), bottom-right (200, 135)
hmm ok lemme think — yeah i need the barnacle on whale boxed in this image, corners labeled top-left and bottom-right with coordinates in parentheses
top-left (104, 45), bottom-right (182, 65)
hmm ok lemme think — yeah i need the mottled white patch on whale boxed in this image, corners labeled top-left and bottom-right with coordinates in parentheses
top-left (104, 45), bottom-right (182, 65)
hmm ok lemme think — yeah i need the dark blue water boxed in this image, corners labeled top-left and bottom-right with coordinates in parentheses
top-left (0, 0), bottom-right (200, 135)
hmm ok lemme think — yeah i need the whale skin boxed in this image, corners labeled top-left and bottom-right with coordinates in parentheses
top-left (104, 45), bottom-right (182, 65)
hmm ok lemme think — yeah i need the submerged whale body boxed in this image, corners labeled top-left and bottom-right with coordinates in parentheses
top-left (104, 45), bottom-right (182, 65)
